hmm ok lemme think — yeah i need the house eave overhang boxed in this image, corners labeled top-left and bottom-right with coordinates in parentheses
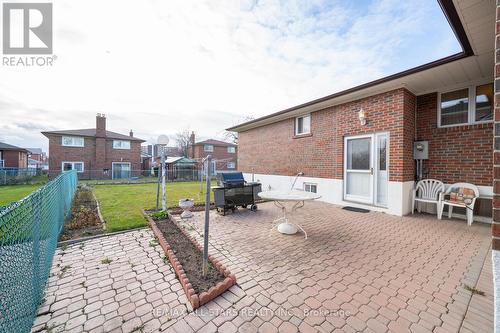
top-left (227, 0), bottom-right (478, 133)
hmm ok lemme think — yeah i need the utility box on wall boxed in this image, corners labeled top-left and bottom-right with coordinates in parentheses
top-left (413, 141), bottom-right (428, 160)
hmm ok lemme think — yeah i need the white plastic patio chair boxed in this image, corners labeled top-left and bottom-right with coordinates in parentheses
top-left (412, 179), bottom-right (444, 215)
top-left (437, 183), bottom-right (479, 226)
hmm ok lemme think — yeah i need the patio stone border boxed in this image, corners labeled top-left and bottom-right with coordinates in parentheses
top-left (143, 210), bottom-right (236, 310)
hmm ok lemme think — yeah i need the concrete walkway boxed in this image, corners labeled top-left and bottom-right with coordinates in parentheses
top-left (33, 201), bottom-right (493, 332)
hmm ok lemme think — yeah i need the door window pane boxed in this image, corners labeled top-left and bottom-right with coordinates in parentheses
top-left (347, 138), bottom-right (370, 170)
top-left (378, 137), bottom-right (387, 171)
top-left (440, 88), bottom-right (469, 126)
top-left (475, 83), bottom-right (493, 122)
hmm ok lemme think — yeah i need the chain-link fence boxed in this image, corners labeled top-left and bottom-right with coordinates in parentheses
top-left (0, 168), bottom-right (43, 185)
top-left (47, 166), bottom-right (235, 183)
top-left (0, 170), bottom-right (78, 333)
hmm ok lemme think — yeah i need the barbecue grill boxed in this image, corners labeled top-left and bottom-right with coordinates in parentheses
top-left (212, 172), bottom-right (261, 215)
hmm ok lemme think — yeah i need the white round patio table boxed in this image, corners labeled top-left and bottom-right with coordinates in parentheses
top-left (258, 190), bottom-right (321, 239)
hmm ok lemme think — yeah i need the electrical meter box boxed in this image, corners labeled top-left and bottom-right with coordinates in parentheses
top-left (413, 141), bottom-right (428, 160)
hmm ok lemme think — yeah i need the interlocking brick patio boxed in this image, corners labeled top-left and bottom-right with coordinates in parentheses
top-left (33, 201), bottom-right (493, 333)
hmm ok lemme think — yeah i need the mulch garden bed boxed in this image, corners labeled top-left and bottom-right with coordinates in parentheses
top-left (60, 185), bottom-right (104, 241)
top-left (144, 210), bottom-right (236, 309)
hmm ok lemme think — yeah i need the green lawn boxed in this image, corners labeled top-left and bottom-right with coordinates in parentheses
top-left (93, 181), bottom-right (213, 232)
top-left (0, 184), bottom-right (42, 206)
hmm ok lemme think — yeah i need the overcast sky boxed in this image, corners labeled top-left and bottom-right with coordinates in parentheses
top-left (0, 0), bottom-right (460, 153)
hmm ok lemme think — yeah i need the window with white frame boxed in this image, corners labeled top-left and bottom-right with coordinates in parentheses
top-left (62, 136), bottom-right (84, 147)
top-left (227, 161), bottom-right (236, 169)
top-left (62, 161), bottom-right (84, 173)
top-left (304, 182), bottom-right (317, 193)
top-left (227, 146), bottom-right (236, 153)
top-left (439, 83), bottom-right (493, 127)
top-left (113, 140), bottom-right (131, 149)
top-left (295, 115), bottom-right (311, 135)
top-left (204, 144), bottom-right (214, 152)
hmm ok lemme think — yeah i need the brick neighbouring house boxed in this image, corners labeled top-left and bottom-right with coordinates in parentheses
top-left (0, 142), bottom-right (28, 168)
top-left (42, 114), bottom-right (145, 179)
top-left (228, 0), bottom-right (494, 221)
top-left (187, 132), bottom-right (237, 175)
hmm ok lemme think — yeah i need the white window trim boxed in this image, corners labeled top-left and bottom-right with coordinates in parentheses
top-left (62, 136), bottom-right (84, 147)
top-left (303, 182), bottom-right (317, 193)
top-left (295, 114), bottom-right (311, 135)
top-left (227, 146), bottom-right (236, 153)
top-left (113, 140), bottom-right (131, 150)
top-left (204, 144), bottom-right (214, 152)
top-left (61, 161), bottom-right (84, 173)
top-left (437, 83), bottom-right (493, 128)
top-left (227, 161), bottom-right (236, 169)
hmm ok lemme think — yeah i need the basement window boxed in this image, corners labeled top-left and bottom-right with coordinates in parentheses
top-left (227, 162), bottom-right (236, 169)
top-left (438, 83), bottom-right (493, 127)
top-left (295, 115), bottom-right (311, 135)
top-left (304, 182), bottom-right (317, 193)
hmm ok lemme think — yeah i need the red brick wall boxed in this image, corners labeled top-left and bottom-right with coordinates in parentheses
top-left (105, 140), bottom-right (143, 170)
top-left (190, 144), bottom-right (237, 170)
top-left (47, 135), bottom-right (142, 174)
top-left (238, 88), bottom-right (415, 182)
top-left (2, 150), bottom-right (27, 168)
top-left (416, 93), bottom-right (492, 186)
top-left (48, 135), bottom-right (96, 172)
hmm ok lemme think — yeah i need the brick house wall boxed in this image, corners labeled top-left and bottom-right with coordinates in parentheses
top-left (2, 150), bottom-right (28, 168)
top-left (47, 135), bottom-right (142, 174)
top-left (416, 93), bottom-right (493, 186)
top-left (105, 139), bottom-right (143, 171)
top-left (191, 145), bottom-right (237, 169)
top-left (47, 136), bottom-right (96, 172)
top-left (44, 115), bottom-right (144, 178)
top-left (238, 88), bottom-right (415, 182)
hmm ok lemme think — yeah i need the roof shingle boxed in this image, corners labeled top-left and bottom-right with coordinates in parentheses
top-left (41, 129), bottom-right (145, 142)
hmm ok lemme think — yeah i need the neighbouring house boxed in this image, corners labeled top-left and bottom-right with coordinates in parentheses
top-left (144, 144), bottom-right (182, 158)
top-left (188, 132), bottom-right (237, 175)
top-left (0, 142), bottom-right (29, 168)
top-left (26, 148), bottom-right (48, 169)
top-left (140, 147), bottom-right (152, 171)
top-left (228, 0), bottom-right (494, 222)
top-left (42, 114), bottom-right (145, 179)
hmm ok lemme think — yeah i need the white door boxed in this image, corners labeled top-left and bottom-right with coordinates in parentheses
top-left (344, 133), bottom-right (389, 207)
top-left (344, 135), bottom-right (373, 204)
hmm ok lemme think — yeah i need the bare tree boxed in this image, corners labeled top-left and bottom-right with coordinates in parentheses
top-left (175, 129), bottom-right (192, 157)
top-left (224, 115), bottom-right (255, 145)
top-left (223, 131), bottom-right (238, 144)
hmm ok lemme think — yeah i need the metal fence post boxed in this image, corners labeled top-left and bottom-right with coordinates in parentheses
top-left (202, 155), bottom-right (211, 277)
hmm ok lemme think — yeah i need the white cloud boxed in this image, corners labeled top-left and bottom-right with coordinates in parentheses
top-left (0, 0), bottom-right (460, 152)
